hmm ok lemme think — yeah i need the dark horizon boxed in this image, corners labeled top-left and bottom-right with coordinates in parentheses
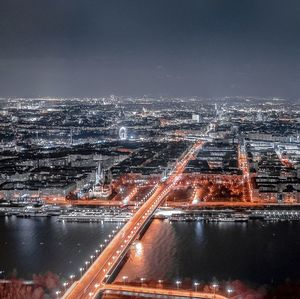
top-left (1, 0), bottom-right (300, 99)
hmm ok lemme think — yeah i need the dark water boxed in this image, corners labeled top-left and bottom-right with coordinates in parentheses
top-left (0, 216), bottom-right (116, 280)
top-left (1, 217), bottom-right (300, 286)
top-left (117, 219), bottom-right (300, 285)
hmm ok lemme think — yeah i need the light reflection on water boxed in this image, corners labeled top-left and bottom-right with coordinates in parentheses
top-left (0, 216), bottom-right (115, 280)
top-left (116, 219), bottom-right (300, 285)
top-left (117, 219), bottom-right (177, 282)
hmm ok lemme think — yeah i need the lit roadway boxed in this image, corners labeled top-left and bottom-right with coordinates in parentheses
top-left (102, 283), bottom-right (228, 299)
top-left (238, 144), bottom-right (253, 202)
top-left (63, 141), bottom-right (203, 299)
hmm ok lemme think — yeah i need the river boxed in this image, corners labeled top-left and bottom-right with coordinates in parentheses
top-left (1, 216), bottom-right (300, 287)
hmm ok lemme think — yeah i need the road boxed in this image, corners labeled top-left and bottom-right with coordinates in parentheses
top-left (103, 283), bottom-right (228, 299)
top-left (63, 141), bottom-right (202, 299)
top-left (238, 144), bottom-right (253, 202)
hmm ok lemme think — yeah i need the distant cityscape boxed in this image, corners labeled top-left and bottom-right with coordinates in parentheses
top-left (1, 96), bottom-right (299, 206)
top-left (1, 96), bottom-right (300, 299)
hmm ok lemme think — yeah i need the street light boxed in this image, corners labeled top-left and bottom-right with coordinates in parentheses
top-left (194, 282), bottom-right (200, 292)
top-left (140, 277), bottom-right (146, 285)
top-left (0, 270), bottom-right (4, 279)
top-left (122, 275), bottom-right (128, 285)
top-left (176, 280), bottom-right (181, 289)
top-left (158, 279), bottom-right (163, 287)
top-left (227, 287), bottom-right (233, 298)
top-left (212, 283), bottom-right (219, 298)
top-left (104, 274), bottom-right (111, 283)
top-left (79, 267), bottom-right (83, 277)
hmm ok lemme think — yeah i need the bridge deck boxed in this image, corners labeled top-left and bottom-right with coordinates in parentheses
top-left (63, 142), bottom-right (203, 299)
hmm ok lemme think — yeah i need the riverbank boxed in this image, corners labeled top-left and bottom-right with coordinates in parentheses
top-left (155, 206), bottom-right (300, 222)
top-left (2, 201), bottom-right (300, 223)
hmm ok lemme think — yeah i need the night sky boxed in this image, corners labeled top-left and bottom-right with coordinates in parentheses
top-left (0, 0), bottom-right (300, 98)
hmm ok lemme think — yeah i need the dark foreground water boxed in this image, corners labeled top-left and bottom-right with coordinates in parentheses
top-left (0, 216), bottom-right (116, 280)
top-left (1, 217), bottom-right (300, 286)
top-left (117, 219), bottom-right (300, 285)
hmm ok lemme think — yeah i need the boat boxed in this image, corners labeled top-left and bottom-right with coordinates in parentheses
top-left (16, 206), bottom-right (49, 217)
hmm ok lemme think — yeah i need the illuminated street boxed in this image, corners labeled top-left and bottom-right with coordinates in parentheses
top-left (63, 142), bottom-right (203, 299)
top-left (102, 283), bottom-right (228, 299)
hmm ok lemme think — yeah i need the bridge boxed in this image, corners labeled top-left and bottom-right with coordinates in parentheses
top-left (63, 141), bottom-right (203, 299)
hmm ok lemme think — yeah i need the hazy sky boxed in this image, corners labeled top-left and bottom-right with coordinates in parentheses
top-left (0, 0), bottom-right (300, 98)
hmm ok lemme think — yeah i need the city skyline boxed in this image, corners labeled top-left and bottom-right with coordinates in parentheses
top-left (0, 96), bottom-right (300, 299)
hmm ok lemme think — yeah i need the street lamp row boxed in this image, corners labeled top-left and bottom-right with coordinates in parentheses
top-left (59, 220), bottom-right (125, 297)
